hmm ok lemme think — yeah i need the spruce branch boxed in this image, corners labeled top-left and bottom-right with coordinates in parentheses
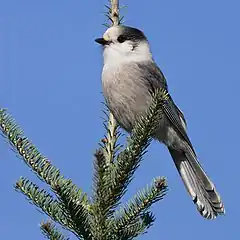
top-left (40, 220), bottom-right (69, 240)
top-left (115, 212), bottom-right (155, 240)
top-left (90, 149), bottom-right (114, 240)
top-left (15, 177), bottom-right (70, 229)
top-left (103, 89), bottom-right (169, 211)
top-left (92, 149), bottom-right (107, 203)
top-left (92, 149), bottom-right (110, 213)
top-left (101, 107), bottom-right (121, 166)
top-left (102, 0), bottom-right (121, 165)
top-left (91, 0), bottom-right (123, 221)
top-left (0, 109), bottom-right (91, 238)
top-left (112, 177), bottom-right (167, 236)
top-left (0, 109), bottom-right (61, 187)
top-left (53, 177), bottom-right (91, 239)
top-left (109, 212), bottom-right (156, 240)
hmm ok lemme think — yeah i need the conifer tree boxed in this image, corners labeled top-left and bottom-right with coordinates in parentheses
top-left (0, 0), bottom-right (169, 239)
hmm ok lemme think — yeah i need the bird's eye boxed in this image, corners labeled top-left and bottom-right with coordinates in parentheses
top-left (117, 35), bottom-right (127, 43)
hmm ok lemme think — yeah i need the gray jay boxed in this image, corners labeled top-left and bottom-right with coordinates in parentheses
top-left (95, 25), bottom-right (225, 219)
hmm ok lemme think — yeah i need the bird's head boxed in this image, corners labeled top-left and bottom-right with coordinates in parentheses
top-left (95, 25), bottom-right (153, 65)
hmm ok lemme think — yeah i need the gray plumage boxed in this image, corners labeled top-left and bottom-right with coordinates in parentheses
top-left (95, 25), bottom-right (225, 219)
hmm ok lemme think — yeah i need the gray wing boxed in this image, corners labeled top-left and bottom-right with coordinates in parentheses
top-left (137, 61), bottom-right (195, 153)
top-left (136, 61), bottom-right (168, 91)
top-left (163, 96), bottom-right (195, 153)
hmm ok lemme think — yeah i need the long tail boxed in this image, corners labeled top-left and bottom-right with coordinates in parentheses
top-left (168, 147), bottom-right (225, 219)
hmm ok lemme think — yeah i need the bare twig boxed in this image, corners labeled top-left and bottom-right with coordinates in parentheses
top-left (110, 0), bottom-right (120, 26)
top-left (105, 0), bottom-right (120, 165)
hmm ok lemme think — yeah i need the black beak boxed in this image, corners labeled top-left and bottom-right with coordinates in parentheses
top-left (95, 38), bottom-right (110, 45)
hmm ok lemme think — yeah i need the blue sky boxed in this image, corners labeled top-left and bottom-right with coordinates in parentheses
top-left (0, 0), bottom-right (239, 239)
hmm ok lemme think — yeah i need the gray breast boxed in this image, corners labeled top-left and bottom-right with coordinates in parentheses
top-left (102, 62), bottom-right (160, 132)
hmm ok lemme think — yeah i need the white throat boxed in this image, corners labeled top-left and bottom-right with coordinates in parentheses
top-left (103, 41), bottom-right (153, 66)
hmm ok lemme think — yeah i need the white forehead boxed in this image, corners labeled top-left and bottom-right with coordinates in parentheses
top-left (103, 26), bottom-right (122, 41)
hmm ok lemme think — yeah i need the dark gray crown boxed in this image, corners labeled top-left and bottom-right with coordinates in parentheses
top-left (119, 26), bottom-right (147, 42)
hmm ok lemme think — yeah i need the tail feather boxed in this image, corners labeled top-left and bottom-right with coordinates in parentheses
top-left (168, 147), bottom-right (225, 219)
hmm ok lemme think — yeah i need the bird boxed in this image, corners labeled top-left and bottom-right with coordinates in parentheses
top-left (95, 25), bottom-right (225, 219)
